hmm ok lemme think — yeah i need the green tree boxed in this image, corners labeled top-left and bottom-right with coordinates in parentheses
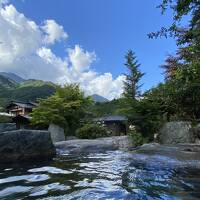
top-left (119, 51), bottom-right (152, 138)
top-left (123, 50), bottom-right (144, 100)
top-left (89, 98), bottom-right (124, 118)
top-left (76, 122), bottom-right (109, 139)
top-left (149, 0), bottom-right (200, 45)
top-left (31, 84), bottom-right (92, 135)
top-left (155, 0), bottom-right (200, 120)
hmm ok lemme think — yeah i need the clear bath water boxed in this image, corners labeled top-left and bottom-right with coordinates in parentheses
top-left (0, 151), bottom-right (200, 200)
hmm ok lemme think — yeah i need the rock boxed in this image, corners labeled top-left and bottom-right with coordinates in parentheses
top-left (55, 136), bottom-right (134, 154)
top-left (132, 143), bottom-right (200, 168)
top-left (113, 136), bottom-right (133, 150)
top-left (66, 136), bottom-right (78, 140)
top-left (48, 124), bottom-right (65, 143)
top-left (193, 123), bottom-right (200, 139)
top-left (195, 138), bottom-right (200, 144)
top-left (0, 130), bottom-right (56, 163)
top-left (0, 123), bottom-right (16, 132)
top-left (159, 121), bottom-right (195, 144)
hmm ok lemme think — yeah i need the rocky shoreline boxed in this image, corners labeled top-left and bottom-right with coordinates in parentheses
top-left (1, 121), bottom-right (200, 168)
top-left (55, 136), bottom-right (134, 154)
top-left (132, 143), bottom-right (200, 169)
top-left (55, 138), bottom-right (200, 169)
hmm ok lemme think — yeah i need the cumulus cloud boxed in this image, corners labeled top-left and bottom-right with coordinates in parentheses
top-left (0, 4), bottom-right (42, 64)
top-left (42, 20), bottom-right (68, 44)
top-left (68, 45), bottom-right (96, 72)
top-left (0, 3), bottom-right (124, 99)
top-left (0, 0), bottom-right (9, 6)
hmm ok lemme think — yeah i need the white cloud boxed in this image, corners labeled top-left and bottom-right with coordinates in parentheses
top-left (0, 3), bottom-right (124, 99)
top-left (42, 20), bottom-right (68, 44)
top-left (0, 4), bottom-right (42, 64)
top-left (0, 0), bottom-right (9, 6)
top-left (83, 73), bottom-right (125, 99)
top-left (68, 45), bottom-right (96, 72)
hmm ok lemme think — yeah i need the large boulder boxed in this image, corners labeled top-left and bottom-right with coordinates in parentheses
top-left (0, 130), bottom-right (56, 163)
top-left (55, 136), bottom-right (134, 154)
top-left (48, 124), bottom-right (65, 143)
top-left (159, 121), bottom-right (195, 144)
top-left (132, 143), bottom-right (200, 168)
top-left (0, 123), bottom-right (16, 132)
top-left (193, 123), bottom-right (200, 139)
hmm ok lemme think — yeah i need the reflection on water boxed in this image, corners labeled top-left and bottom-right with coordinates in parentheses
top-left (0, 151), bottom-right (200, 200)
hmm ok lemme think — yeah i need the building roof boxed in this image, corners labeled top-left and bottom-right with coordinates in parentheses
top-left (6, 101), bottom-right (37, 109)
top-left (94, 115), bottom-right (127, 122)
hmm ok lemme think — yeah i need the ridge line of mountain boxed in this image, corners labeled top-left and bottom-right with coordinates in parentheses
top-left (0, 72), bottom-right (109, 103)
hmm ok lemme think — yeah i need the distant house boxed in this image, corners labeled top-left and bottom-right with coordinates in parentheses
top-left (6, 101), bottom-right (37, 117)
top-left (6, 101), bottom-right (38, 129)
top-left (94, 115), bottom-right (128, 136)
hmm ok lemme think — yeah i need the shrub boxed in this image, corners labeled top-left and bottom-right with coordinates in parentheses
top-left (76, 122), bottom-right (109, 139)
top-left (0, 115), bottom-right (12, 123)
top-left (128, 130), bottom-right (144, 146)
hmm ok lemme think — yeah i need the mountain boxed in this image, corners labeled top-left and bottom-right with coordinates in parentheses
top-left (0, 75), bottom-right (17, 89)
top-left (92, 94), bottom-right (109, 103)
top-left (0, 72), bottom-right (109, 110)
top-left (0, 76), bottom-right (56, 110)
top-left (19, 79), bottom-right (55, 88)
top-left (0, 72), bottom-right (25, 83)
top-left (13, 79), bottom-right (56, 101)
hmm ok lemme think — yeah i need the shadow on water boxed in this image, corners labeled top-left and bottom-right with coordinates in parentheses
top-left (0, 151), bottom-right (200, 200)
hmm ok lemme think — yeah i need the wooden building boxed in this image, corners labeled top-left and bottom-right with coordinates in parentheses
top-left (6, 101), bottom-right (37, 129)
top-left (6, 101), bottom-right (37, 117)
top-left (94, 115), bottom-right (128, 136)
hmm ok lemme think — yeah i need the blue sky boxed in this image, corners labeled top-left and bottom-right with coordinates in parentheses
top-left (0, 0), bottom-right (177, 98)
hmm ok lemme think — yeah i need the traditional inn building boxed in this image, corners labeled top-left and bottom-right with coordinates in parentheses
top-left (7, 101), bottom-right (37, 117)
top-left (6, 101), bottom-right (38, 129)
top-left (94, 115), bottom-right (128, 136)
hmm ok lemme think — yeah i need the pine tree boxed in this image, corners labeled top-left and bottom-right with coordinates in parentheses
top-left (123, 50), bottom-right (144, 100)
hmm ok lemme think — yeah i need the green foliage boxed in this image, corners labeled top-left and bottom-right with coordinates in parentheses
top-left (19, 79), bottom-right (55, 88)
top-left (90, 99), bottom-right (123, 118)
top-left (75, 122), bottom-right (109, 139)
top-left (147, 0), bottom-right (200, 121)
top-left (149, 0), bottom-right (200, 45)
top-left (120, 50), bottom-right (153, 139)
top-left (135, 96), bottom-right (165, 139)
top-left (0, 75), bottom-right (17, 89)
top-left (128, 130), bottom-right (144, 147)
top-left (0, 77), bottom-right (55, 106)
top-left (0, 98), bottom-right (7, 112)
top-left (31, 84), bottom-right (92, 135)
top-left (123, 50), bottom-right (144, 100)
top-left (0, 116), bottom-right (12, 123)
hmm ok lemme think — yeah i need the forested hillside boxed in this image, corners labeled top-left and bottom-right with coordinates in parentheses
top-left (0, 73), bottom-right (110, 111)
top-left (0, 75), bottom-right (56, 111)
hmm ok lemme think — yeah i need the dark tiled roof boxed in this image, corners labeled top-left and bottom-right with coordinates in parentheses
top-left (94, 115), bottom-right (127, 122)
top-left (7, 101), bottom-right (37, 109)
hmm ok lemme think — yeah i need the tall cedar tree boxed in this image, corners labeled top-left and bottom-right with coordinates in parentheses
top-left (123, 50), bottom-right (144, 100)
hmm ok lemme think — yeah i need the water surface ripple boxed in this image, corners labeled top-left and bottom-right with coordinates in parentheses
top-left (0, 150), bottom-right (200, 200)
